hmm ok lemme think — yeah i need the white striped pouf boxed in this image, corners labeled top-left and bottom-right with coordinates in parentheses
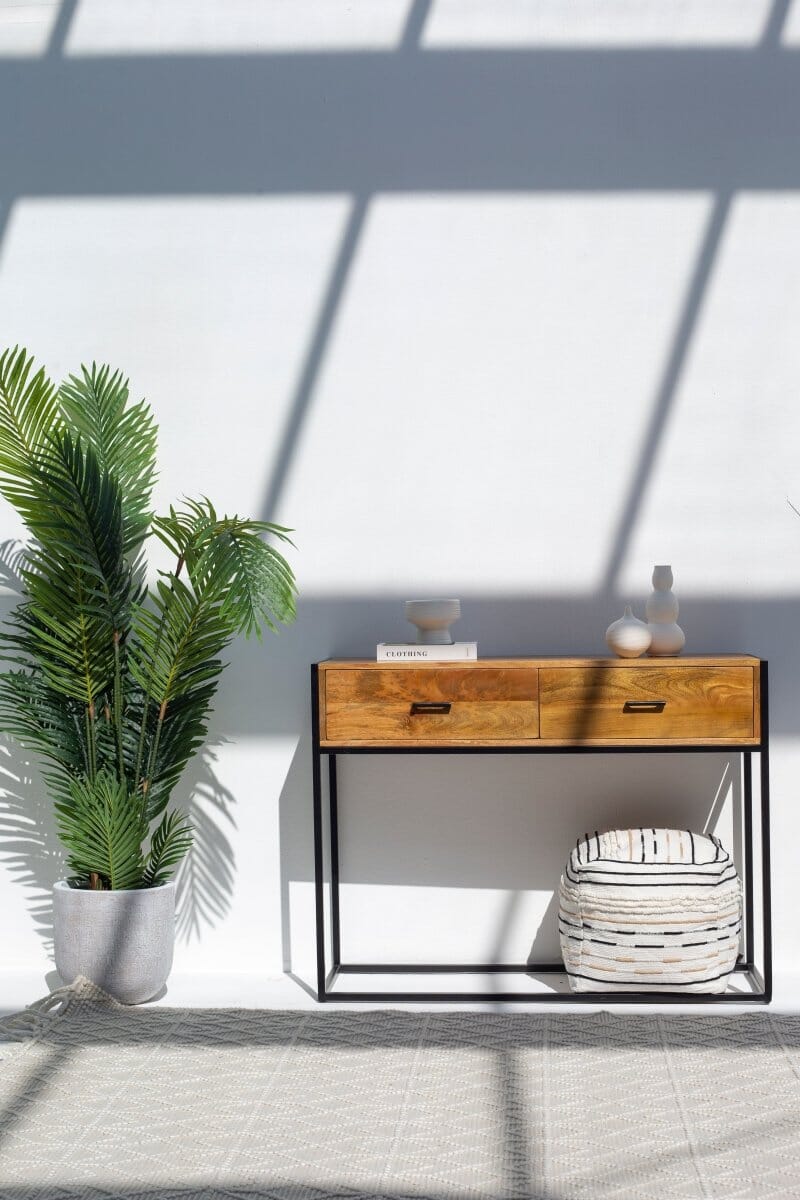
top-left (558, 828), bottom-right (742, 994)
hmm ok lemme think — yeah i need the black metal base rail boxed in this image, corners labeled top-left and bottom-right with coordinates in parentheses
top-left (336, 962), bottom-right (755, 974)
top-left (324, 961), bottom-right (762, 1004)
top-left (310, 661), bottom-right (772, 1005)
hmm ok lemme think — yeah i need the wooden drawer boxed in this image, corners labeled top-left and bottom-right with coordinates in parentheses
top-left (323, 667), bottom-right (539, 744)
top-left (539, 665), bottom-right (756, 743)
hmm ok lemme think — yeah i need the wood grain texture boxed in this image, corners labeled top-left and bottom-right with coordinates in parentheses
top-left (316, 658), bottom-right (762, 747)
top-left (325, 701), bottom-right (539, 744)
top-left (326, 668), bottom-right (538, 703)
top-left (539, 666), bottom-right (755, 743)
top-left (324, 667), bottom-right (538, 743)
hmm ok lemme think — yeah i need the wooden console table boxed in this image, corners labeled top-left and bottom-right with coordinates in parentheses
top-left (311, 656), bottom-right (771, 1003)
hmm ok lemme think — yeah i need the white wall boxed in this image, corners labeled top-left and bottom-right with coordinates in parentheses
top-left (1, 0), bottom-right (799, 988)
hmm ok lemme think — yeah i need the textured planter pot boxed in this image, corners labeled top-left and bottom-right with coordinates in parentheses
top-left (53, 880), bottom-right (175, 1004)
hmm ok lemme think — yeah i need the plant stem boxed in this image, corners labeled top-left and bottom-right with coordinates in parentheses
top-left (142, 699), bottom-right (167, 803)
top-left (112, 629), bottom-right (125, 782)
top-left (133, 695), bottom-right (151, 794)
top-left (72, 710), bottom-right (90, 777)
top-left (134, 555), bottom-right (184, 793)
top-left (84, 701), bottom-right (97, 781)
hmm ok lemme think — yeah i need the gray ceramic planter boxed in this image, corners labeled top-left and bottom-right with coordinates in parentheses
top-left (53, 879), bottom-right (175, 1004)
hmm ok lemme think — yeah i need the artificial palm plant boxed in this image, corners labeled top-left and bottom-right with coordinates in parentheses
top-left (0, 346), bottom-right (296, 891)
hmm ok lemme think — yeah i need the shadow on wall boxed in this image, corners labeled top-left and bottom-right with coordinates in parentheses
top-left (3, 18), bottom-right (800, 206)
top-left (0, 741), bottom-right (65, 956)
top-left (0, 10), bottom-right (788, 1189)
top-left (1, 0), bottom-right (796, 968)
top-left (171, 741), bottom-right (237, 943)
top-left (226, 591), bottom-right (797, 737)
top-left (0, 585), bottom-right (769, 963)
top-left (324, 749), bottom-right (738, 965)
top-left (0, 575), bottom-right (783, 961)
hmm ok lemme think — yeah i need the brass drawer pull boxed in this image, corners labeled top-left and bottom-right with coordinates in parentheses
top-left (624, 699), bottom-right (667, 713)
top-left (410, 701), bottom-right (452, 716)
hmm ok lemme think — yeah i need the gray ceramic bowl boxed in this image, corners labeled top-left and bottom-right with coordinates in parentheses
top-left (405, 598), bottom-right (461, 645)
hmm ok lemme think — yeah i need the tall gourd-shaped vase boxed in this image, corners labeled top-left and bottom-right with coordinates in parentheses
top-left (646, 565), bottom-right (685, 656)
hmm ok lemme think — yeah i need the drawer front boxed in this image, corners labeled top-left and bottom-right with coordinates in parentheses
top-left (539, 666), bottom-right (755, 742)
top-left (324, 668), bottom-right (539, 743)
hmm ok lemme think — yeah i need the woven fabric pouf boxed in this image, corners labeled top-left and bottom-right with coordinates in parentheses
top-left (559, 828), bottom-right (742, 994)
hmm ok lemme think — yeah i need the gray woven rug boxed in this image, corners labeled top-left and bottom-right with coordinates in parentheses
top-left (1, 980), bottom-right (800, 1200)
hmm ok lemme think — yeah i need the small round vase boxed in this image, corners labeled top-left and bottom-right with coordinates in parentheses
top-left (605, 605), bottom-right (652, 658)
top-left (646, 564), bottom-right (685, 656)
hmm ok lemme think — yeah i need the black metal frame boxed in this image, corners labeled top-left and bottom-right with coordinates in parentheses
top-left (310, 661), bottom-right (771, 1004)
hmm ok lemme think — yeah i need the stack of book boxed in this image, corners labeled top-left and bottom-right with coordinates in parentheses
top-left (376, 641), bottom-right (478, 662)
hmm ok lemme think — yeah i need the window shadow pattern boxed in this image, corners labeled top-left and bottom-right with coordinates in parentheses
top-left (1, 4), bottom-right (798, 1193)
top-left (1, 0), bottom-right (794, 986)
top-left (2, 1007), bottom-right (800, 1198)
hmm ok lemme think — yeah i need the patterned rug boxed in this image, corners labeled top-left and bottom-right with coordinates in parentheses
top-left (1, 979), bottom-right (799, 1200)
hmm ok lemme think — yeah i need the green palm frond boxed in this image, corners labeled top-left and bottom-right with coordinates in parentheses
top-left (150, 496), bottom-right (218, 562)
top-left (129, 575), bottom-right (232, 708)
top-left (143, 808), bottom-right (193, 887)
top-left (196, 523), bottom-right (296, 638)
top-left (129, 494), bottom-right (296, 816)
top-left (0, 347), bottom-right (62, 522)
top-left (0, 670), bottom-right (87, 783)
top-left (55, 771), bottom-right (147, 890)
top-left (3, 431), bottom-right (142, 729)
top-left (58, 363), bottom-right (157, 553)
top-left (29, 430), bottom-right (138, 628)
top-left (153, 497), bottom-right (297, 638)
top-left (128, 684), bottom-right (219, 822)
top-left (127, 573), bottom-right (232, 816)
top-left (2, 598), bottom-right (111, 712)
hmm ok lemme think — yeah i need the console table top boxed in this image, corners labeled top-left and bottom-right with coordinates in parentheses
top-left (315, 656), bottom-right (763, 749)
top-left (317, 655), bottom-right (761, 669)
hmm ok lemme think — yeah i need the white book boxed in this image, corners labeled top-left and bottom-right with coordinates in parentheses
top-left (377, 642), bottom-right (478, 662)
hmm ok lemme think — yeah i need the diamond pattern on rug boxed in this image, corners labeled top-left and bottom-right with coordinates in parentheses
top-left (1, 980), bottom-right (800, 1199)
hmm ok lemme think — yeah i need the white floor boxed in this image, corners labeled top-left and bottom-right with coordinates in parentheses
top-left (2, 967), bottom-right (800, 1017)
